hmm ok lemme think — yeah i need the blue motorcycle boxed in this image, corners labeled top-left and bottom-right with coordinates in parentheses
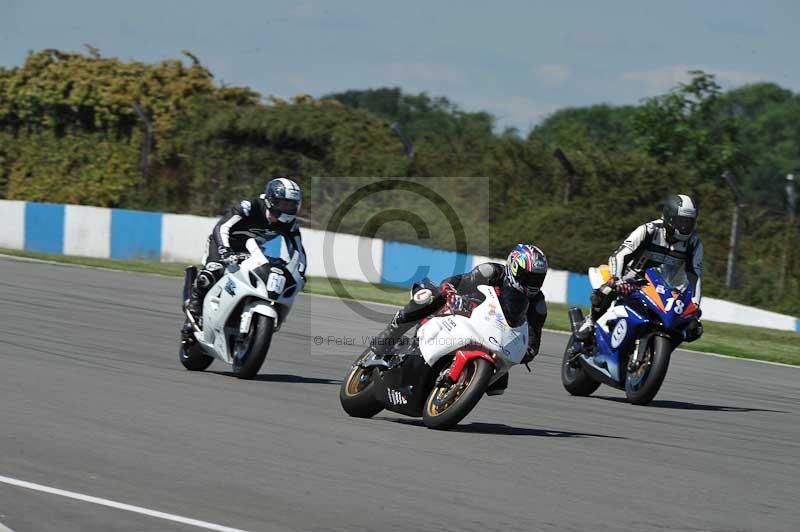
top-left (561, 266), bottom-right (700, 405)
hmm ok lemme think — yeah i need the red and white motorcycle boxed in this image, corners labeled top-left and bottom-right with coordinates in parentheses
top-left (339, 283), bottom-right (530, 430)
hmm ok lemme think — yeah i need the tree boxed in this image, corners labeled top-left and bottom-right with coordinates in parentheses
top-left (631, 70), bottom-right (745, 181)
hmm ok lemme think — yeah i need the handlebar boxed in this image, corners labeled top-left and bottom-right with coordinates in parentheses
top-left (222, 253), bottom-right (250, 265)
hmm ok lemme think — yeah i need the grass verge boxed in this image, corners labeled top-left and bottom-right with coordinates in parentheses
top-left (2, 248), bottom-right (797, 365)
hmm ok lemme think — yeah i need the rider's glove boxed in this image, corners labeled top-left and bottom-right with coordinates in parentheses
top-left (439, 282), bottom-right (457, 304)
top-left (613, 279), bottom-right (635, 296)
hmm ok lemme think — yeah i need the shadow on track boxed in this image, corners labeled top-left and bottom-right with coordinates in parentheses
top-left (597, 396), bottom-right (788, 413)
top-left (383, 418), bottom-right (625, 438)
top-left (210, 371), bottom-right (341, 385)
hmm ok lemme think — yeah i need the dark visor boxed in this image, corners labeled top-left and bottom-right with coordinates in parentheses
top-left (672, 215), bottom-right (696, 234)
top-left (516, 269), bottom-right (546, 290)
top-left (273, 198), bottom-right (299, 214)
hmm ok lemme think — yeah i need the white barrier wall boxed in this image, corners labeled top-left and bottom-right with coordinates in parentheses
top-left (161, 213), bottom-right (217, 263)
top-left (64, 205), bottom-right (111, 258)
top-left (1, 199), bottom-right (797, 332)
top-left (701, 297), bottom-right (798, 331)
top-left (0, 200), bottom-right (25, 249)
top-left (302, 228), bottom-right (383, 283)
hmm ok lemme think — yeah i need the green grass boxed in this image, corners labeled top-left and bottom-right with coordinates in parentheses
top-left (2, 247), bottom-right (798, 365)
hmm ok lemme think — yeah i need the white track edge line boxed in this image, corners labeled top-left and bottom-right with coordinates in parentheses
top-left (1, 253), bottom-right (796, 368)
top-left (0, 521), bottom-right (15, 532)
top-left (0, 475), bottom-right (251, 532)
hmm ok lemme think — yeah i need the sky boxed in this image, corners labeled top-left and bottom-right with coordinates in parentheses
top-left (2, 0), bottom-right (799, 132)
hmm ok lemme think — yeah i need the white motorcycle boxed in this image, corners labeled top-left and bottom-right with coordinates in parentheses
top-left (340, 283), bottom-right (530, 430)
top-left (180, 238), bottom-right (305, 379)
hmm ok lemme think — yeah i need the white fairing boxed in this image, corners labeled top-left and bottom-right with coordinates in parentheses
top-left (417, 285), bottom-right (528, 367)
top-left (194, 237), bottom-right (305, 364)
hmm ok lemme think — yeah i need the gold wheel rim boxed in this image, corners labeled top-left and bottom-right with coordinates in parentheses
top-left (425, 360), bottom-right (478, 417)
top-left (344, 352), bottom-right (374, 397)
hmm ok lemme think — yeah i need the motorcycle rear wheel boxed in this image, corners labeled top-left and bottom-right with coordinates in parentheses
top-left (561, 334), bottom-right (601, 396)
top-left (179, 341), bottom-right (214, 371)
top-left (339, 350), bottom-right (384, 418)
top-left (422, 358), bottom-right (493, 430)
top-left (232, 315), bottom-right (274, 380)
top-left (625, 335), bottom-right (672, 405)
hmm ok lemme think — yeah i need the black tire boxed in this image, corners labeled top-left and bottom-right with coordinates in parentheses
top-left (561, 334), bottom-right (601, 396)
top-left (232, 314), bottom-right (274, 380)
top-left (339, 350), bottom-right (384, 418)
top-left (179, 341), bottom-right (214, 371)
top-left (422, 358), bottom-right (493, 430)
top-left (625, 335), bottom-right (672, 405)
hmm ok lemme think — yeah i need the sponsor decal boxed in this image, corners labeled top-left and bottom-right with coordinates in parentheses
top-left (656, 285), bottom-right (666, 294)
top-left (441, 317), bottom-right (457, 332)
top-left (224, 279), bottom-right (236, 296)
top-left (240, 200), bottom-right (252, 215)
top-left (610, 319), bottom-right (628, 348)
top-left (387, 389), bottom-right (407, 405)
top-left (270, 267), bottom-right (283, 274)
top-left (206, 262), bottom-right (223, 271)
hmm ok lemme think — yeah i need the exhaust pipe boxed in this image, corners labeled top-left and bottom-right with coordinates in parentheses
top-left (568, 307), bottom-right (585, 335)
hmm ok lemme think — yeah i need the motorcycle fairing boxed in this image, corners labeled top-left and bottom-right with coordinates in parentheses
top-left (416, 285), bottom-right (528, 368)
top-left (193, 237), bottom-right (304, 364)
top-left (587, 302), bottom-right (649, 384)
top-left (632, 269), bottom-right (697, 331)
top-left (373, 348), bottom-right (436, 417)
top-left (584, 267), bottom-right (697, 385)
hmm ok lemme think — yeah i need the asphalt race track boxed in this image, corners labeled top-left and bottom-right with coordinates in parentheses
top-left (0, 255), bottom-right (798, 532)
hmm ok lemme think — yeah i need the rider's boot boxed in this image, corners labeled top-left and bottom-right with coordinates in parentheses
top-left (184, 280), bottom-right (208, 330)
top-left (180, 319), bottom-right (195, 341)
top-left (574, 316), bottom-right (594, 341)
top-left (369, 311), bottom-right (414, 359)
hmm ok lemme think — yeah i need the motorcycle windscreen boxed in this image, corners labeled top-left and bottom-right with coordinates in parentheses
top-left (639, 267), bottom-right (695, 330)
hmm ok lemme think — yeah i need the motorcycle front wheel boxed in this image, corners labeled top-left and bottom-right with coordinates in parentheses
top-left (232, 314), bottom-right (274, 379)
top-left (179, 341), bottom-right (214, 371)
top-left (625, 335), bottom-right (672, 405)
top-left (339, 350), bottom-right (384, 418)
top-left (422, 358), bottom-right (493, 430)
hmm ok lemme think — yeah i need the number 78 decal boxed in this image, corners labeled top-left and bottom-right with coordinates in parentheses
top-left (664, 297), bottom-right (684, 314)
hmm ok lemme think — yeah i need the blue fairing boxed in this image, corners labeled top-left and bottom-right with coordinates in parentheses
top-left (593, 303), bottom-right (649, 382)
top-left (590, 267), bottom-right (696, 384)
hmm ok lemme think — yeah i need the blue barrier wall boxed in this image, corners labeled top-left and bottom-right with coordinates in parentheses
top-left (3, 199), bottom-right (799, 333)
top-left (110, 209), bottom-right (162, 260)
top-left (566, 272), bottom-right (593, 306)
top-left (381, 241), bottom-right (472, 287)
top-left (24, 202), bottom-right (65, 254)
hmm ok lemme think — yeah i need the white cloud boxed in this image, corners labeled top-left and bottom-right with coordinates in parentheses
top-left (533, 64), bottom-right (571, 88)
top-left (623, 65), bottom-right (766, 94)
top-left (384, 62), bottom-right (465, 84)
top-left (477, 96), bottom-right (561, 131)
